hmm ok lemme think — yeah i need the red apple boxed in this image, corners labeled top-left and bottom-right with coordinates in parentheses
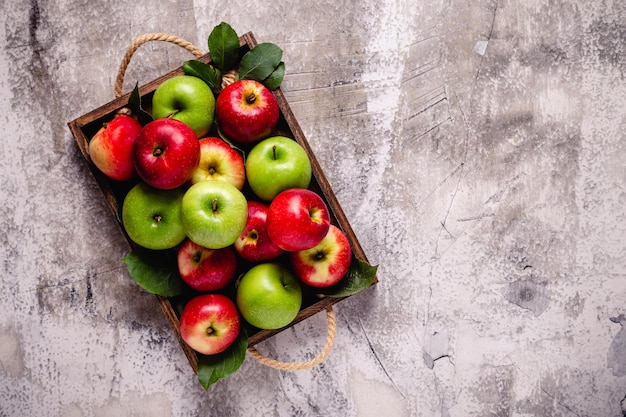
top-left (189, 137), bottom-right (245, 190)
top-left (177, 239), bottom-right (237, 292)
top-left (267, 188), bottom-right (331, 252)
top-left (215, 79), bottom-right (279, 144)
top-left (289, 225), bottom-right (352, 287)
top-left (179, 294), bottom-right (240, 355)
top-left (234, 201), bottom-right (283, 263)
top-left (88, 113), bottom-right (142, 182)
top-left (133, 118), bottom-right (200, 189)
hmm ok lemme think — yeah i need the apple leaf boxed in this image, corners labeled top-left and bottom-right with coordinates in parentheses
top-left (122, 247), bottom-right (185, 297)
top-left (316, 257), bottom-right (378, 298)
top-left (127, 82), bottom-right (153, 125)
top-left (238, 43), bottom-right (283, 83)
top-left (215, 124), bottom-right (247, 161)
top-left (197, 328), bottom-right (248, 390)
top-left (182, 60), bottom-right (222, 95)
top-left (208, 21), bottom-right (240, 72)
top-left (263, 61), bottom-right (285, 91)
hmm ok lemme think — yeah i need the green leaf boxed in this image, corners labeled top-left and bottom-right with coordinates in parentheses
top-left (263, 61), bottom-right (285, 90)
top-left (215, 124), bottom-right (246, 161)
top-left (127, 82), bottom-right (152, 125)
top-left (197, 329), bottom-right (248, 390)
top-left (238, 43), bottom-right (283, 82)
top-left (122, 247), bottom-right (185, 297)
top-left (183, 60), bottom-right (222, 95)
top-left (316, 257), bottom-right (378, 298)
top-left (208, 22), bottom-right (240, 71)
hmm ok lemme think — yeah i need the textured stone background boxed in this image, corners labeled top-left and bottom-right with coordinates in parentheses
top-left (1, 0), bottom-right (625, 416)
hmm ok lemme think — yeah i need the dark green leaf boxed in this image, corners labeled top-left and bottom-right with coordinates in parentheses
top-left (316, 257), bottom-right (378, 298)
top-left (128, 82), bottom-right (140, 111)
top-left (183, 60), bottom-right (222, 95)
top-left (122, 247), bottom-right (185, 297)
top-left (215, 122), bottom-right (234, 144)
top-left (215, 124), bottom-right (246, 161)
top-left (208, 22), bottom-right (240, 71)
top-left (127, 82), bottom-right (153, 125)
top-left (238, 43), bottom-right (283, 82)
top-left (263, 61), bottom-right (285, 90)
top-left (197, 329), bottom-right (248, 390)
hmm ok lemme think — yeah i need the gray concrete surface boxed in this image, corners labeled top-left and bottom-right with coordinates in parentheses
top-left (1, 0), bottom-right (625, 416)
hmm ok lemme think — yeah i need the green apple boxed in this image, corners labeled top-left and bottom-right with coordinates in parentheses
top-left (121, 182), bottom-right (186, 250)
top-left (245, 136), bottom-right (312, 201)
top-left (151, 75), bottom-right (215, 138)
top-left (181, 180), bottom-right (248, 249)
top-left (236, 262), bottom-right (302, 330)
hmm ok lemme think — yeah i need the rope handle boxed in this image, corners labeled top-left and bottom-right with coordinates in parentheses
top-left (115, 33), bottom-right (204, 98)
top-left (116, 33), bottom-right (337, 370)
top-left (248, 307), bottom-right (336, 370)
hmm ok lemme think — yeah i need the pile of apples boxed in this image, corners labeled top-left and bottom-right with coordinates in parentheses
top-left (88, 75), bottom-right (352, 356)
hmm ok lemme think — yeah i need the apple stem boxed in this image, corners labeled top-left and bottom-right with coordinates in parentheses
top-left (246, 92), bottom-right (257, 104)
top-left (212, 198), bottom-right (218, 212)
top-left (272, 145), bottom-right (277, 160)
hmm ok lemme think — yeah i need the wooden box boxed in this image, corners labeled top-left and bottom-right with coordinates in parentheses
top-left (68, 32), bottom-right (376, 373)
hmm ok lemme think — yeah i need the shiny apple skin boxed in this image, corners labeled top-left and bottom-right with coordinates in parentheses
top-left (179, 294), bottom-right (241, 355)
top-left (267, 188), bottom-right (331, 252)
top-left (190, 137), bottom-right (245, 190)
top-left (215, 79), bottom-right (279, 144)
top-left (289, 225), bottom-right (352, 287)
top-left (133, 118), bottom-right (200, 190)
top-left (177, 239), bottom-right (237, 292)
top-left (88, 114), bottom-right (142, 182)
top-left (234, 201), bottom-right (283, 263)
